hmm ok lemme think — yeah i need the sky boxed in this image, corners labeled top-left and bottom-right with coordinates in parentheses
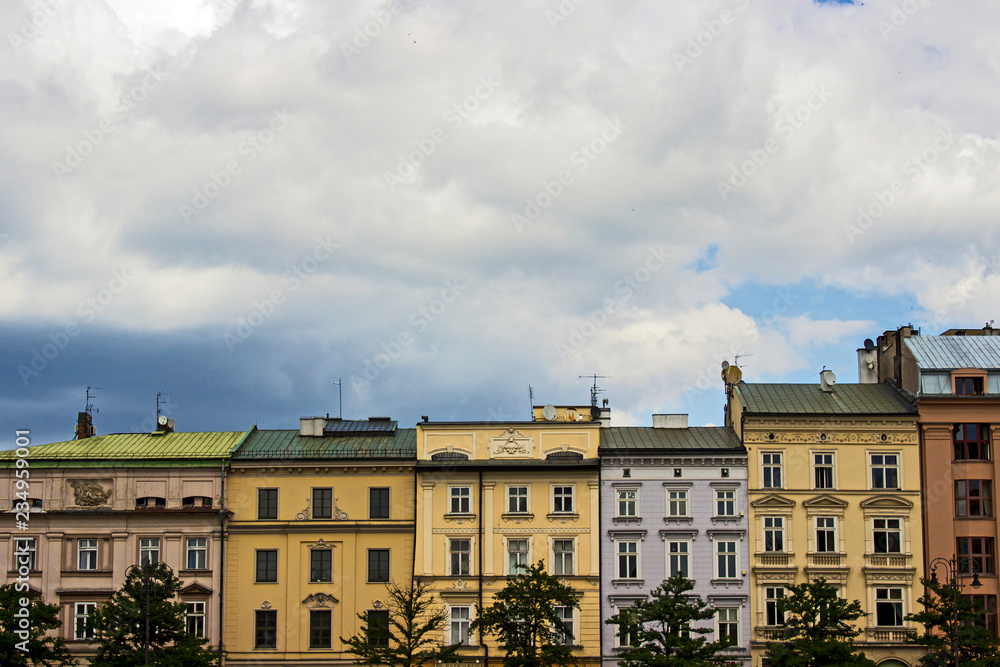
top-left (2, 0), bottom-right (999, 447)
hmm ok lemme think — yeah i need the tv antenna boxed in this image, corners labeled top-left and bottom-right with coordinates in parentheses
top-left (333, 378), bottom-right (343, 419)
top-left (156, 391), bottom-right (171, 418)
top-left (579, 374), bottom-right (611, 407)
top-left (527, 385), bottom-right (534, 420)
top-left (85, 386), bottom-right (101, 417)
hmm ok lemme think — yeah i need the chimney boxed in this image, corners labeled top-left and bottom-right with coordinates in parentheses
top-left (300, 417), bottom-right (325, 437)
top-left (653, 414), bottom-right (688, 429)
top-left (75, 412), bottom-right (95, 439)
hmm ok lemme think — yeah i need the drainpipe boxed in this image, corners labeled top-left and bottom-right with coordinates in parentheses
top-left (478, 469), bottom-right (488, 667)
top-left (218, 458), bottom-right (226, 665)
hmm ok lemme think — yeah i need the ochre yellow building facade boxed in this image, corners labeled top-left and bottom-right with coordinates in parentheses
top-left (223, 419), bottom-right (416, 666)
top-left (415, 407), bottom-right (604, 667)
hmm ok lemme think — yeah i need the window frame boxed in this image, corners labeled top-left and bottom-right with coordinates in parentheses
top-left (255, 549), bottom-right (278, 583)
top-left (812, 451), bottom-right (835, 490)
top-left (312, 487), bottom-right (334, 520)
top-left (554, 605), bottom-right (575, 646)
top-left (958, 537), bottom-right (996, 575)
top-left (368, 548), bottom-right (390, 583)
top-left (74, 602), bottom-right (97, 640)
top-left (552, 538), bottom-right (575, 576)
top-left (815, 516), bottom-right (837, 553)
top-left (616, 488), bottom-right (638, 518)
top-left (873, 517), bottom-right (902, 554)
top-left (715, 540), bottom-right (738, 579)
top-left (665, 487), bottom-right (690, 519)
top-left (450, 605), bottom-right (472, 645)
top-left (138, 537), bottom-right (160, 566)
top-left (186, 537), bottom-right (208, 570)
top-left (185, 601), bottom-right (206, 637)
top-left (257, 488), bottom-right (278, 520)
top-left (765, 586), bottom-right (785, 626)
top-left (667, 539), bottom-right (690, 578)
top-left (875, 586), bottom-right (904, 627)
top-left (309, 609), bottom-right (332, 649)
top-left (956, 480), bottom-right (994, 517)
top-left (449, 486), bottom-right (472, 515)
top-left (507, 485), bottom-right (529, 514)
top-left (715, 489), bottom-right (736, 517)
top-left (954, 424), bottom-right (991, 461)
top-left (616, 539), bottom-right (640, 580)
top-left (761, 451), bottom-right (783, 489)
top-left (552, 485), bottom-right (575, 514)
top-left (310, 548), bottom-right (333, 583)
top-left (449, 538), bottom-right (471, 576)
top-left (254, 609), bottom-right (278, 649)
top-left (870, 453), bottom-right (901, 490)
top-left (369, 487), bottom-right (390, 519)
top-left (717, 606), bottom-right (739, 645)
top-left (507, 538), bottom-right (529, 575)
top-left (367, 609), bottom-right (391, 647)
top-left (78, 538), bottom-right (98, 571)
top-left (763, 516), bottom-right (784, 553)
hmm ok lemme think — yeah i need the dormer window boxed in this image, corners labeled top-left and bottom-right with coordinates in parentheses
top-left (956, 376), bottom-right (985, 396)
top-left (182, 496), bottom-right (213, 508)
top-left (136, 497), bottom-right (166, 509)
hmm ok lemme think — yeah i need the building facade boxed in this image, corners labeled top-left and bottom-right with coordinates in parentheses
top-left (728, 379), bottom-right (925, 667)
top-left (222, 417), bottom-right (416, 666)
top-left (414, 406), bottom-right (603, 667)
top-left (0, 424), bottom-right (245, 663)
top-left (599, 414), bottom-right (751, 666)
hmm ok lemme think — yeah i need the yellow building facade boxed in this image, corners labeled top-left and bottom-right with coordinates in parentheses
top-left (414, 407), bottom-right (604, 667)
top-left (728, 380), bottom-right (925, 667)
top-left (222, 418), bottom-right (416, 666)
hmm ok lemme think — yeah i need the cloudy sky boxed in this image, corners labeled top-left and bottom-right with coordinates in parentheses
top-left (2, 0), bottom-right (999, 446)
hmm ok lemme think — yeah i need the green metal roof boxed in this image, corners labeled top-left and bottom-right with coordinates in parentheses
top-left (600, 426), bottom-right (743, 453)
top-left (0, 430), bottom-right (250, 468)
top-left (233, 428), bottom-right (417, 460)
top-left (735, 382), bottom-right (916, 416)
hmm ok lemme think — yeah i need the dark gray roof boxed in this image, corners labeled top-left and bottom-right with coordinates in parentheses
top-left (600, 427), bottom-right (743, 454)
top-left (234, 427), bottom-right (416, 460)
top-left (735, 382), bottom-right (915, 415)
top-left (905, 336), bottom-right (1000, 371)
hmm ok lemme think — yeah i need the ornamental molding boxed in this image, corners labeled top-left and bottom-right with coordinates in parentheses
top-left (746, 430), bottom-right (916, 445)
top-left (260, 600), bottom-right (272, 609)
top-left (489, 429), bottom-right (534, 458)
top-left (864, 571), bottom-right (916, 584)
top-left (69, 480), bottom-right (112, 506)
top-left (302, 592), bottom-right (339, 607)
top-left (306, 538), bottom-right (333, 550)
top-left (430, 526), bottom-right (590, 535)
top-left (296, 497), bottom-right (348, 521)
top-left (608, 457), bottom-right (746, 468)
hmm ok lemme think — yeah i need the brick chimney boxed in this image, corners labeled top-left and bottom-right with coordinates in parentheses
top-left (75, 412), bottom-right (95, 439)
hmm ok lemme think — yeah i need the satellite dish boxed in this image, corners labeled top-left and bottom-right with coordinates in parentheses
top-left (864, 338), bottom-right (875, 352)
top-left (722, 365), bottom-right (742, 384)
top-left (157, 414), bottom-right (168, 426)
top-left (542, 405), bottom-right (558, 422)
top-left (721, 360), bottom-right (730, 370)
top-left (820, 369), bottom-right (837, 391)
top-left (590, 406), bottom-right (601, 419)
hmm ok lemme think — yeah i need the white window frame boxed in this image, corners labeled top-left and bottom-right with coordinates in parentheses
top-left (139, 537), bottom-right (160, 566)
top-left (615, 539), bottom-right (641, 580)
top-left (815, 516), bottom-right (837, 553)
top-left (715, 489), bottom-right (736, 517)
top-left (14, 537), bottom-right (37, 572)
top-left (667, 539), bottom-right (690, 578)
top-left (449, 538), bottom-right (472, 576)
top-left (185, 601), bottom-right (206, 637)
top-left (874, 586), bottom-right (905, 627)
top-left (715, 540), bottom-right (738, 579)
top-left (665, 485), bottom-right (691, 519)
top-left (873, 517), bottom-right (903, 554)
top-left (812, 451), bottom-right (836, 489)
top-left (716, 606), bottom-right (739, 645)
top-left (616, 487), bottom-right (639, 518)
top-left (554, 605), bottom-right (575, 645)
top-left (552, 485), bottom-right (575, 514)
top-left (74, 602), bottom-right (97, 639)
top-left (761, 451), bottom-right (783, 489)
top-left (449, 486), bottom-right (472, 514)
top-left (506, 537), bottom-right (529, 575)
top-left (449, 605), bottom-right (472, 645)
top-left (870, 452), bottom-right (901, 490)
top-left (78, 538), bottom-right (98, 571)
top-left (507, 485), bottom-right (529, 514)
top-left (552, 538), bottom-right (575, 576)
top-left (763, 516), bottom-right (785, 553)
top-left (186, 537), bottom-right (208, 570)
top-left (765, 586), bottom-right (785, 626)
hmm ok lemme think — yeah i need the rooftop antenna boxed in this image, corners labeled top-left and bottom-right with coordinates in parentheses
top-left (156, 391), bottom-right (171, 418)
top-left (528, 385), bottom-right (534, 419)
top-left (734, 353), bottom-right (753, 367)
top-left (333, 379), bottom-right (343, 419)
top-left (579, 374), bottom-right (611, 407)
top-left (85, 386), bottom-right (100, 418)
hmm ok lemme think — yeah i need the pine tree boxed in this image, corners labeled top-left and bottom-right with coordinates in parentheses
top-left (906, 575), bottom-right (1000, 667)
top-left (0, 583), bottom-right (76, 666)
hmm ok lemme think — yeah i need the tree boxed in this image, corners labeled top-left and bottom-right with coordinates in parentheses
top-left (605, 574), bottom-right (738, 667)
top-left (341, 579), bottom-right (461, 667)
top-left (906, 575), bottom-right (1000, 667)
top-left (90, 562), bottom-right (218, 667)
top-left (472, 560), bottom-right (580, 667)
top-left (0, 583), bottom-right (77, 666)
top-left (761, 578), bottom-right (876, 667)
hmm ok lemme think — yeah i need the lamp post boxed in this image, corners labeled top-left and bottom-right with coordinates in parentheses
top-left (928, 555), bottom-right (983, 667)
top-left (124, 562), bottom-right (173, 665)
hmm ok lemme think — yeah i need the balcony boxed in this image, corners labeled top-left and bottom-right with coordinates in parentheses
top-left (755, 627), bottom-right (783, 641)
top-left (755, 553), bottom-right (791, 567)
top-left (864, 554), bottom-right (912, 568)
top-left (807, 553), bottom-right (845, 567)
top-left (866, 627), bottom-right (916, 643)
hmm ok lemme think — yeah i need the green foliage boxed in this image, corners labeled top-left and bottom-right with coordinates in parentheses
top-left (906, 575), bottom-right (1000, 667)
top-left (761, 578), bottom-right (876, 667)
top-left (90, 562), bottom-right (218, 667)
top-left (341, 579), bottom-right (461, 667)
top-left (472, 561), bottom-right (580, 667)
top-left (605, 574), bottom-right (738, 667)
top-left (0, 583), bottom-right (76, 666)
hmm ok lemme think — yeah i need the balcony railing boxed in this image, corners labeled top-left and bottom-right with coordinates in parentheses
top-left (865, 554), bottom-right (912, 568)
top-left (755, 553), bottom-right (791, 567)
top-left (807, 553), bottom-right (845, 567)
top-left (755, 627), bottom-right (783, 641)
top-left (866, 627), bottom-right (916, 643)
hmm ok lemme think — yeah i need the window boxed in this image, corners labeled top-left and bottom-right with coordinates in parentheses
top-left (553, 486), bottom-right (574, 513)
top-left (368, 549), bottom-right (390, 582)
top-left (257, 488), bottom-right (278, 520)
top-left (763, 517), bottom-right (784, 552)
top-left (617, 489), bottom-right (637, 518)
top-left (617, 541), bottom-right (639, 579)
top-left (183, 495), bottom-right (212, 508)
top-left (765, 587), bottom-right (785, 625)
top-left (78, 539), bottom-right (98, 570)
top-left (74, 602), bottom-right (96, 640)
top-left (717, 607), bottom-right (739, 644)
top-left (554, 606), bottom-right (574, 645)
top-left (553, 539), bottom-right (574, 575)
top-left (875, 587), bottom-right (904, 626)
top-left (14, 537), bottom-right (37, 572)
top-left (367, 609), bottom-right (390, 647)
top-left (716, 489), bottom-right (736, 517)
top-left (873, 518), bottom-right (901, 554)
top-left (450, 539), bottom-right (470, 576)
top-left (508, 539), bottom-right (528, 575)
top-left (309, 609), bottom-right (332, 649)
top-left (955, 424), bottom-right (991, 461)
top-left (615, 609), bottom-right (638, 647)
top-left (667, 489), bottom-right (688, 517)
top-left (449, 486), bottom-right (471, 514)
top-left (956, 480), bottom-right (993, 517)
top-left (956, 376), bottom-right (985, 396)
top-left (185, 601), bottom-right (206, 637)
top-left (871, 454), bottom-right (900, 490)
top-left (816, 517), bottom-right (837, 553)
top-left (450, 606), bottom-right (471, 645)
top-left (716, 541), bottom-right (737, 579)
top-left (313, 488), bottom-right (333, 519)
top-left (958, 537), bottom-right (996, 575)
top-left (135, 496), bottom-right (166, 508)
top-left (508, 486), bottom-right (529, 513)
top-left (139, 538), bottom-right (160, 566)
top-left (186, 537), bottom-right (207, 570)
top-left (310, 549), bottom-right (332, 583)
top-left (668, 541), bottom-right (689, 578)
top-left (256, 549), bottom-right (278, 582)
top-left (762, 452), bottom-right (782, 488)
top-left (369, 487), bottom-right (390, 519)
top-left (965, 595), bottom-right (998, 636)
top-left (813, 453), bottom-right (834, 489)
top-left (255, 609), bottom-right (277, 649)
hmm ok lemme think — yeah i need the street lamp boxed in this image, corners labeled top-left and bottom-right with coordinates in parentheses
top-left (928, 555), bottom-right (983, 667)
top-left (124, 562), bottom-right (173, 665)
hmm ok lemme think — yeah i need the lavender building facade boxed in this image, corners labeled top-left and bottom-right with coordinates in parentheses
top-left (600, 415), bottom-right (751, 666)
